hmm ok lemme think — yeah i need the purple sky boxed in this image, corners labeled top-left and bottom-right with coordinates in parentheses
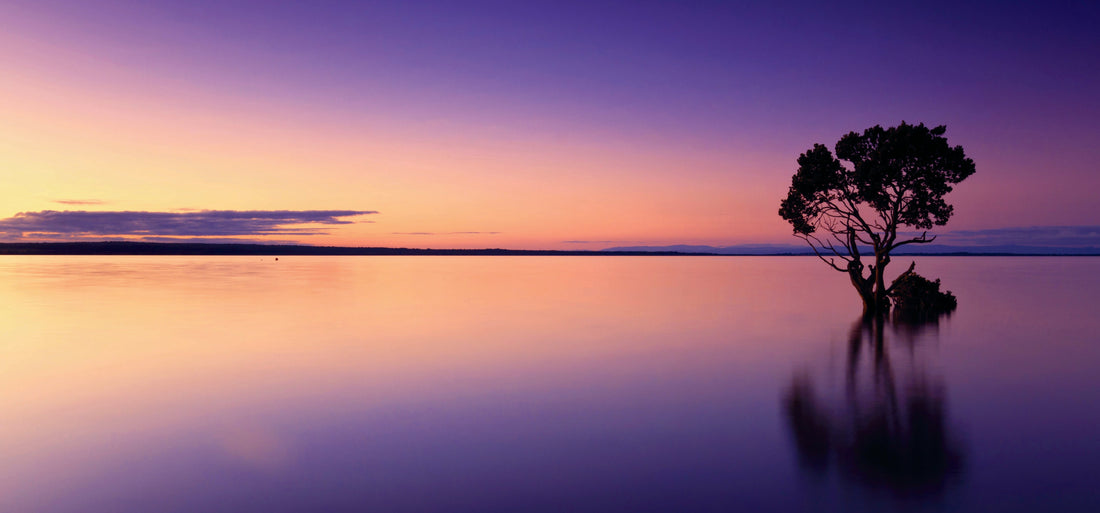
top-left (2, 0), bottom-right (1097, 247)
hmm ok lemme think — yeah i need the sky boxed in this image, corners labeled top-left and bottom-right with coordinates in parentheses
top-left (1, 0), bottom-right (1097, 249)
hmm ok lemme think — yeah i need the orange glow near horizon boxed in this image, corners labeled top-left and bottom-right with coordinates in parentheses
top-left (0, 19), bottom-right (814, 250)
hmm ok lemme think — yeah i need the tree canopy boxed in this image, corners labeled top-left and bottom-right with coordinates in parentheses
top-left (779, 122), bottom-right (975, 315)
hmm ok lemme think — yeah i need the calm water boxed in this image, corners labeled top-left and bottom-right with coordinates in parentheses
top-left (0, 256), bottom-right (1097, 512)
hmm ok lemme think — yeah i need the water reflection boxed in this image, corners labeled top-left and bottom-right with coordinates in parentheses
top-left (784, 317), bottom-right (966, 501)
top-left (3, 256), bottom-right (1098, 511)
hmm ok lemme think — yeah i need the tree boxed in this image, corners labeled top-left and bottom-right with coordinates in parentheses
top-left (779, 122), bottom-right (975, 316)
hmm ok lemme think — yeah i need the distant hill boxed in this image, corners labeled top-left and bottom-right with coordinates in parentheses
top-left (890, 244), bottom-right (1100, 255)
top-left (603, 243), bottom-right (1100, 256)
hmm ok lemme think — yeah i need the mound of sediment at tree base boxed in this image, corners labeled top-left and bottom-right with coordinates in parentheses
top-left (889, 272), bottom-right (957, 321)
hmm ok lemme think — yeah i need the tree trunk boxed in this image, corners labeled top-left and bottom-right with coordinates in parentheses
top-left (849, 267), bottom-right (878, 318)
top-left (860, 293), bottom-right (884, 318)
top-left (850, 264), bottom-right (893, 319)
top-left (869, 251), bottom-right (892, 318)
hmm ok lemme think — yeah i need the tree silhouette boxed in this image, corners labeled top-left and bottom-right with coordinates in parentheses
top-left (779, 122), bottom-right (975, 316)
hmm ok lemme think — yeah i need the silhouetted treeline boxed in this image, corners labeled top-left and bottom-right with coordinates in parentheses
top-left (0, 241), bottom-right (719, 256)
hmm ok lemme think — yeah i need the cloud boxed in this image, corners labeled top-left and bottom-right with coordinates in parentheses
top-left (52, 199), bottom-right (106, 205)
top-left (137, 236), bottom-right (307, 245)
top-left (931, 226), bottom-right (1100, 248)
top-left (0, 210), bottom-right (376, 240)
top-left (390, 231), bottom-right (500, 235)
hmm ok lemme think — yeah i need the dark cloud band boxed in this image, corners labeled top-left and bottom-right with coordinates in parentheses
top-left (0, 210), bottom-right (377, 239)
top-left (926, 226), bottom-right (1100, 248)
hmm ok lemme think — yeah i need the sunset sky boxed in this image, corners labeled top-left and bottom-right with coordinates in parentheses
top-left (1, 0), bottom-right (1097, 249)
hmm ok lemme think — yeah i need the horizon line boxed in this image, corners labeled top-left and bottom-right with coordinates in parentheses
top-left (0, 241), bottom-right (1098, 257)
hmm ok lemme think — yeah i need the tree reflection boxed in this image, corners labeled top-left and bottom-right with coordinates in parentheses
top-left (783, 317), bottom-right (965, 499)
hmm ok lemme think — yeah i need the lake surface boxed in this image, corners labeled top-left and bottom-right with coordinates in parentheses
top-left (0, 256), bottom-right (1097, 512)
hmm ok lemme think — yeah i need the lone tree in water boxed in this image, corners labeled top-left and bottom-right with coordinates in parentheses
top-left (779, 122), bottom-right (975, 317)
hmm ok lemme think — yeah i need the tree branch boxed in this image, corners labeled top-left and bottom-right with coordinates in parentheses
top-left (889, 231), bottom-right (938, 251)
top-left (885, 261), bottom-right (917, 294)
top-left (797, 234), bottom-right (848, 272)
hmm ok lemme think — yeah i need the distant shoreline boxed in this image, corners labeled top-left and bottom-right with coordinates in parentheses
top-left (0, 242), bottom-right (1097, 256)
top-left (0, 241), bottom-right (710, 256)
